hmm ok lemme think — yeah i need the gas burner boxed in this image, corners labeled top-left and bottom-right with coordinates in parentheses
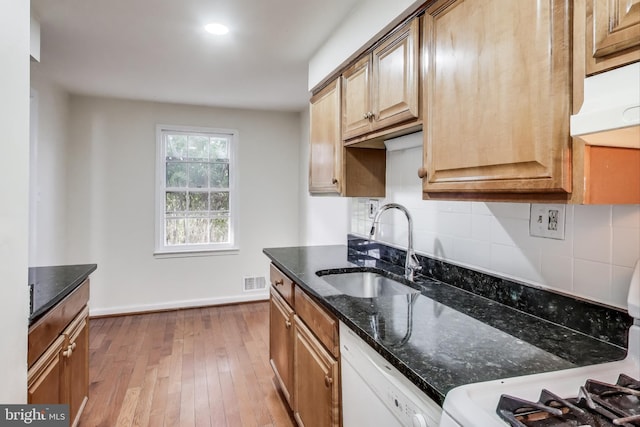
top-left (497, 374), bottom-right (640, 427)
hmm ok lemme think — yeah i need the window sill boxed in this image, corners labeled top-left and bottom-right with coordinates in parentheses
top-left (154, 247), bottom-right (240, 259)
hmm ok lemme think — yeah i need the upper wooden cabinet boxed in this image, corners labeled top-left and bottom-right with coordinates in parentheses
top-left (421, 0), bottom-right (572, 199)
top-left (586, 0), bottom-right (640, 75)
top-left (309, 78), bottom-right (386, 197)
top-left (310, 78), bottom-right (343, 194)
top-left (342, 17), bottom-right (420, 141)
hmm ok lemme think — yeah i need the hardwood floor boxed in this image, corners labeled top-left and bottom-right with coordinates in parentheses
top-left (80, 302), bottom-right (296, 427)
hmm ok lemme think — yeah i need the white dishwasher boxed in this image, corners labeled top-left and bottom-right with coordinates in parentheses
top-left (340, 322), bottom-right (442, 427)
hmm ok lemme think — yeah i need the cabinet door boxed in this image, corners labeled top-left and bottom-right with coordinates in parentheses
top-left (342, 56), bottom-right (373, 140)
top-left (423, 0), bottom-right (572, 195)
top-left (63, 307), bottom-right (89, 427)
top-left (28, 335), bottom-right (65, 405)
top-left (293, 317), bottom-right (340, 427)
top-left (269, 287), bottom-right (294, 406)
top-left (587, 0), bottom-right (640, 75)
top-left (309, 78), bottom-right (342, 194)
top-left (372, 17), bottom-right (420, 131)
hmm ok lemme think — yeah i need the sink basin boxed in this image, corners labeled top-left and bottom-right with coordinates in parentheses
top-left (319, 271), bottom-right (420, 298)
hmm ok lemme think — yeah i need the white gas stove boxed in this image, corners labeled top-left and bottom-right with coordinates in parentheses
top-left (440, 259), bottom-right (640, 427)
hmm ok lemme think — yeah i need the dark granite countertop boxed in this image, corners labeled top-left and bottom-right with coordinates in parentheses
top-left (263, 245), bottom-right (627, 406)
top-left (29, 264), bottom-right (97, 325)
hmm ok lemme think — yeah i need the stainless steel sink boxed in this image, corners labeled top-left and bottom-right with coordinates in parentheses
top-left (319, 271), bottom-right (420, 298)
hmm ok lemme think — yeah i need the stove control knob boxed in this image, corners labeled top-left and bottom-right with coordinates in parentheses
top-left (412, 413), bottom-right (429, 427)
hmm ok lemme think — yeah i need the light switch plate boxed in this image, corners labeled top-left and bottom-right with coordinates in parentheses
top-left (367, 199), bottom-right (380, 219)
top-left (529, 204), bottom-right (566, 240)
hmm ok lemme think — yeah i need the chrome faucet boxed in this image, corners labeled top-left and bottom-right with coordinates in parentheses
top-left (368, 203), bottom-right (422, 281)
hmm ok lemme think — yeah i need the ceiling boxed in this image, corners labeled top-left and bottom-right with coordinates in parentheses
top-left (30, 0), bottom-right (362, 112)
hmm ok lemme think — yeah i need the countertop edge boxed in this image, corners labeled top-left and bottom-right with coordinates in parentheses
top-left (29, 264), bottom-right (97, 325)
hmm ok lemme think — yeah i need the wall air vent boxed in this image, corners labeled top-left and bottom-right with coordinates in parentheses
top-left (243, 276), bottom-right (266, 292)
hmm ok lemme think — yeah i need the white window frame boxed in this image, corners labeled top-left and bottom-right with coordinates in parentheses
top-left (154, 124), bottom-right (239, 256)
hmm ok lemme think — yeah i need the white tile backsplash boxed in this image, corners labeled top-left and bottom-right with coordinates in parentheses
top-left (541, 255), bottom-right (573, 292)
top-left (573, 259), bottom-right (612, 303)
top-left (612, 265), bottom-right (636, 306)
top-left (350, 135), bottom-right (640, 309)
top-left (573, 205), bottom-right (612, 264)
top-left (613, 205), bottom-right (640, 228)
top-left (612, 227), bottom-right (640, 268)
top-left (490, 243), bottom-right (543, 284)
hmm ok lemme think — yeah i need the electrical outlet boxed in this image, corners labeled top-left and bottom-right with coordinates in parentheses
top-left (367, 199), bottom-right (379, 219)
top-left (529, 204), bottom-right (566, 240)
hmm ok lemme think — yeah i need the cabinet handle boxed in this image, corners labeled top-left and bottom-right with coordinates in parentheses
top-left (274, 279), bottom-right (283, 287)
top-left (62, 346), bottom-right (73, 358)
top-left (324, 375), bottom-right (333, 387)
top-left (332, 178), bottom-right (338, 185)
top-left (285, 320), bottom-right (292, 329)
top-left (417, 168), bottom-right (428, 179)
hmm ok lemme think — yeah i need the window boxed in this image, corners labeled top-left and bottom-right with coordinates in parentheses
top-left (155, 125), bottom-right (238, 254)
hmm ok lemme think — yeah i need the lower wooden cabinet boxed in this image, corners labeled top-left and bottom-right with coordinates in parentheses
top-left (293, 317), bottom-right (340, 427)
top-left (28, 281), bottom-right (90, 427)
top-left (268, 263), bottom-right (341, 426)
top-left (63, 307), bottom-right (90, 425)
top-left (269, 287), bottom-right (294, 405)
top-left (28, 335), bottom-right (65, 405)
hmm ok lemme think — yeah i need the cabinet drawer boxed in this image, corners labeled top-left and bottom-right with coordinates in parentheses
top-left (294, 287), bottom-right (339, 357)
top-left (28, 280), bottom-right (90, 368)
top-left (27, 334), bottom-right (65, 403)
top-left (270, 264), bottom-right (294, 305)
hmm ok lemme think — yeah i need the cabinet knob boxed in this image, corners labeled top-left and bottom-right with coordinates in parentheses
top-left (332, 178), bottom-right (338, 185)
top-left (363, 113), bottom-right (368, 119)
top-left (285, 320), bottom-right (292, 329)
top-left (324, 375), bottom-right (333, 387)
top-left (274, 279), bottom-right (284, 287)
top-left (417, 168), bottom-right (428, 179)
top-left (62, 346), bottom-right (73, 358)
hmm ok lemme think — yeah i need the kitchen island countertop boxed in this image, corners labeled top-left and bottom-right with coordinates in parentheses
top-left (29, 264), bottom-right (97, 325)
top-left (263, 245), bottom-right (627, 406)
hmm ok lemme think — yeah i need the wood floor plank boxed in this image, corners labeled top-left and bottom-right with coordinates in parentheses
top-left (79, 302), bottom-right (295, 427)
top-left (148, 375), bottom-right (169, 426)
top-left (131, 367), bottom-right (157, 427)
top-left (115, 386), bottom-right (141, 427)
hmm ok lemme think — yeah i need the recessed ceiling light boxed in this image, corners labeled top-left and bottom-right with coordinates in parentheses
top-left (204, 23), bottom-right (229, 35)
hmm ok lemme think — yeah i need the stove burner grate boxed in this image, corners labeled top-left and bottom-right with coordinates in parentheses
top-left (497, 374), bottom-right (640, 427)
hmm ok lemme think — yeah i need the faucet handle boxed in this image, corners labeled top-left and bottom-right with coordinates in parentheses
top-left (409, 253), bottom-right (422, 271)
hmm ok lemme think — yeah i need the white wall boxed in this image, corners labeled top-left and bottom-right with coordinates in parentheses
top-left (29, 65), bottom-right (70, 266)
top-left (0, 0), bottom-right (29, 402)
top-left (66, 96), bottom-right (300, 315)
top-left (351, 133), bottom-right (640, 310)
top-left (308, 0), bottom-right (423, 89)
top-left (298, 107), bottom-right (349, 245)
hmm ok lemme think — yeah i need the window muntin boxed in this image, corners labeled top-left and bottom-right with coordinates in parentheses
top-left (156, 126), bottom-right (238, 254)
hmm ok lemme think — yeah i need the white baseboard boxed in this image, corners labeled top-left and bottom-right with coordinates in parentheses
top-left (89, 292), bottom-right (269, 317)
